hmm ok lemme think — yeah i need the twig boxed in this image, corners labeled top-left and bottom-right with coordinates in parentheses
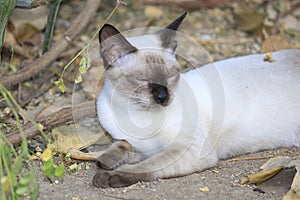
top-left (0, 0), bottom-right (101, 89)
top-left (6, 102), bottom-right (96, 145)
top-left (224, 155), bottom-right (274, 162)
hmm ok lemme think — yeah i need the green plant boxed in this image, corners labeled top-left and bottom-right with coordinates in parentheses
top-left (0, 84), bottom-right (40, 200)
top-left (55, 0), bottom-right (126, 93)
top-left (41, 148), bottom-right (64, 178)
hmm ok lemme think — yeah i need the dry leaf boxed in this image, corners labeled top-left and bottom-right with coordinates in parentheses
top-left (263, 52), bottom-right (275, 62)
top-left (260, 156), bottom-right (292, 171)
top-left (16, 23), bottom-right (39, 42)
top-left (48, 124), bottom-right (110, 154)
top-left (241, 166), bottom-right (283, 185)
top-left (10, 6), bottom-right (48, 32)
top-left (199, 186), bottom-right (210, 192)
top-left (144, 6), bottom-right (163, 18)
top-left (233, 2), bottom-right (265, 31)
top-left (261, 35), bottom-right (292, 53)
top-left (42, 148), bottom-right (52, 162)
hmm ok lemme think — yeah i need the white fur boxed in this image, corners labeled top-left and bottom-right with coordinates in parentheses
top-left (97, 49), bottom-right (300, 170)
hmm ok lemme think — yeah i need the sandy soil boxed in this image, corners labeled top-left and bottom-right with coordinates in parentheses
top-left (38, 147), bottom-right (298, 200)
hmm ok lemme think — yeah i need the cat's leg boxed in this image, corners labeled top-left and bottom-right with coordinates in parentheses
top-left (93, 145), bottom-right (218, 188)
top-left (95, 140), bottom-right (146, 170)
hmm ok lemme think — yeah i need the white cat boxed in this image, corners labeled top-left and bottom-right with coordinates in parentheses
top-left (93, 12), bottom-right (300, 188)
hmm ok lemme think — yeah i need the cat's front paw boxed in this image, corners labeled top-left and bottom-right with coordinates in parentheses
top-left (96, 140), bottom-right (132, 170)
top-left (92, 170), bottom-right (136, 188)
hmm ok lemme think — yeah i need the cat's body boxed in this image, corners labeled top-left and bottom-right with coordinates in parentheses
top-left (93, 13), bottom-right (300, 188)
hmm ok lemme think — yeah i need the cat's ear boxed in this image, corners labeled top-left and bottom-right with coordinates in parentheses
top-left (99, 24), bottom-right (137, 68)
top-left (156, 12), bottom-right (187, 52)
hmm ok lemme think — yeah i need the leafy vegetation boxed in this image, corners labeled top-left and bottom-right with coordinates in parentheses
top-left (0, 84), bottom-right (39, 200)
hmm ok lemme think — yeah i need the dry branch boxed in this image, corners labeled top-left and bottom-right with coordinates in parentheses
top-left (0, 0), bottom-right (101, 89)
top-left (6, 103), bottom-right (95, 145)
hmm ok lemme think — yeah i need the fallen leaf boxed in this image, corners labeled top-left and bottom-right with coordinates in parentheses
top-left (242, 166), bottom-right (283, 185)
top-left (211, 169), bottom-right (220, 174)
top-left (260, 156), bottom-right (292, 170)
top-left (10, 6), bottom-right (48, 31)
top-left (144, 6), bottom-right (163, 18)
top-left (15, 23), bottom-right (39, 43)
top-left (199, 186), bottom-right (210, 192)
top-left (263, 52), bottom-right (275, 62)
top-left (42, 148), bottom-right (53, 162)
top-left (48, 124), bottom-right (110, 154)
top-left (233, 2), bottom-right (265, 31)
top-left (261, 35), bottom-right (292, 53)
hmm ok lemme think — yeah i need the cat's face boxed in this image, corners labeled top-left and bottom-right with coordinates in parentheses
top-left (106, 49), bottom-right (180, 109)
top-left (99, 13), bottom-right (187, 110)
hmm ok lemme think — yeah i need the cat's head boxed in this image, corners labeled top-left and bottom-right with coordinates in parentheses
top-left (99, 12), bottom-right (187, 110)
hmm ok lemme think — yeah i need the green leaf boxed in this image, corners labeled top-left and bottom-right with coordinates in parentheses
top-left (68, 163), bottom-right (78, 171)
top-left (54, 78), bottom-right (63, 86)
top-left (54, 164), bottom-right (65, 178)
top-left (43, 167), bottom-right (55, 178)
top-left (31, 184), bottom-right (40, 200)
top-left (42, 158), bottom-right (54, 171)
top-left (58, 83), bottom-right (66, 93)
top-left (9, 171), bottom-right (18, 186)
top-left (15, 185), bottom-right (28, 196)
top-left (54, 78), bottom-right (66, 93)
top-left (79, 56), bottom-right (91, 74)
top-left (65, 152), bottom-right (71, 158)
top-left (19, 174), bottom-right (31, 185)
top-left (42, 158), bottom-right (55, 177)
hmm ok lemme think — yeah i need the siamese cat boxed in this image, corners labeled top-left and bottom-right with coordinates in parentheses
top-left (93, 12), bottom-right (300, 188)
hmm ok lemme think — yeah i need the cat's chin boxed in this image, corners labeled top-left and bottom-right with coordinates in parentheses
top-left (132, 102), bottom-right (170, 111)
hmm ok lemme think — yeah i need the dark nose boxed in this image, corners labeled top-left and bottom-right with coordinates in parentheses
top-left (150, 83), bottom-right (169, 105)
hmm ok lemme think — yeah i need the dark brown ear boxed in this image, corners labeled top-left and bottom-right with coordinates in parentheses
top-left (156, 12), bottom-right (187, 52)
top-left (99, 24), bottom-right (137, 68)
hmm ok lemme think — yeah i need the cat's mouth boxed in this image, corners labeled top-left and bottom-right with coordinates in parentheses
top-left (129, 95), bottom-right (172, 111)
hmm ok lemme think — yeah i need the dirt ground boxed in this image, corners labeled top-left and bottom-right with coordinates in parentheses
top-left (38, 147), bottom-right (299, 200)
top-left (3, 0), bottom-right (300, 199)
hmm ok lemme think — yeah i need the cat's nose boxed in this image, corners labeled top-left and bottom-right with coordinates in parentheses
top-left (155, 89), bottom-right (168, 104)
top-left (150, 83), bottom-right (169, 105)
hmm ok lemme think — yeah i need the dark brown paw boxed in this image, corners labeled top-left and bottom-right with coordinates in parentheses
top-left (92, 170), bottom-right (136, 188)
top-left (96, 153), bottom-right (125, 170)
top-left (96, 140), bottom-right (132, 170)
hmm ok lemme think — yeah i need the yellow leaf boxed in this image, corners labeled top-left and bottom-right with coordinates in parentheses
top-left (263, 52), bottom-right (275, 62)
top-left (244, 166), bottom-right (283, 185)
top-left (144, 6), bottom-right (163, 18)
top-left (1, 176), bottom-right (10, 192)
top-left (199, 186), bottom-right (210, 192)
top-left (58, 84), bottom-right (66, 93)
top-left (42, 148), bottom-right (53, 162)
top-left (75, 75), bottom-right (82, 84)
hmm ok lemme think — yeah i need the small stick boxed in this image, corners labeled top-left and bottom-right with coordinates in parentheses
top-left (223, 155), bottom-right (274, 162)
